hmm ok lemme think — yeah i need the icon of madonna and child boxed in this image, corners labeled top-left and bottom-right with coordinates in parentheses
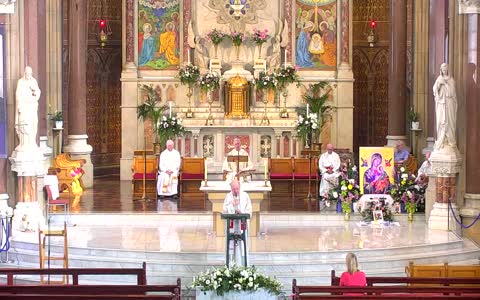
top-left (363, 152), bottom-right (392, 194)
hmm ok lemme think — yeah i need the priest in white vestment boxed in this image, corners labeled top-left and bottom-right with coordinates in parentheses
top-left (222, 137), bottom-right (254, 182)
top-left (318, 143), bottom-right (341, 198)
top-left (157, 140), bottom-right (181, 198)
top-left (223, 180), bottom-right (252, 266)
top-left (416, 151), bottom-right (431, 185)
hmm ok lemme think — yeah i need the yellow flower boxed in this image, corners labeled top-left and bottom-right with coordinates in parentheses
top-left (401, 180), bottom-right (406, 185)
top-left (348, 184), bottom-right (353, 190)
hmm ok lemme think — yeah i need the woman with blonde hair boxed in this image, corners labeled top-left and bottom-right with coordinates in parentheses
top-left (339, 253), bottom-right (366, 294)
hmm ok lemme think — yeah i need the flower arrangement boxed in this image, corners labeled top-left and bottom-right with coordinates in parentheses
top-left (324, 164), bottom-right (361, 213)
top-left (254, 71), bottom-right (278, 91)
top-left (389, 166), bottom-right (425, 213)
top-left (230, 32), bottom-right (246, 47)
top-left (275, 65), bottom-right (300, 89)
top-left (157, 114), bottom-right (185, 147)
top-left (199, 72), bottom-right (221, 92)
top-left (361, 200), bottom-right (394, 222)
top-left (295, 112), bottom-right (319, 144)
top-left (251, 28), bottom-right (270, 45)
top-left (178, 63), bottom-right (200, 86)
top-left (191, 265), bottom-right (283, 297)
top-left (206, 28), bottom-right (226, 45)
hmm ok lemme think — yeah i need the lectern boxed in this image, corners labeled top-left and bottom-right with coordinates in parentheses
top-left (227, 155), bottom-right (249, 180)
top-left (221, 213), bottom-right (250, 267)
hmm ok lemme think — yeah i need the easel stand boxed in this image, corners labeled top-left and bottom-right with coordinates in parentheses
top-left (300, 149), bottom-right (321, 201)
top-left (221, 213), bottom-right (250, 267)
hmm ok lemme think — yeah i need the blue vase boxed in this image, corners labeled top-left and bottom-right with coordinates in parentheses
top-left (336, 201), bottom-right (342, 213)
top-left (400, 202), bottom-right (406, 213)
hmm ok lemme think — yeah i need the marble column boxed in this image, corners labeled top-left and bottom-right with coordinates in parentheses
top-left (427, 0), bottom-right (449, 150)
top-left (63, 0), bottom-right (93, 188)
top-left (460, 10), bottom-right (480, 244)
top-left (386, 0), bottom-right (407, 146)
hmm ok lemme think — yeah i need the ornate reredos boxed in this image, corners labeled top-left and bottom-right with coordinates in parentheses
top-left (207, 0), bottom-right (268, 32)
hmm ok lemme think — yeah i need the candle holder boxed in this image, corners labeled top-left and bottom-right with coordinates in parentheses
top-left (280, 88), bottom-right (289, 118)
top-left (260, 90), bottom-right (270, 125)
top-left (205, 90), bottom-right (214, 126)
top-left (186, 85), bottom-right (194, 118)
top-left (204, 157), bottom-right (208, 187)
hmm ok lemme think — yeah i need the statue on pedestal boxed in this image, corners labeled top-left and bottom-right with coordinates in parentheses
top-left (15, 66), bottom-right (41, 152)
top-left (433, 63), bottom-right (457, 151)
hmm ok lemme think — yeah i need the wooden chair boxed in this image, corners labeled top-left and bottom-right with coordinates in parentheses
top-left (395, 155), bottom-right (419, 175)
top-left (268, 158), bottom-right (294, 210)
top-left (179, 157), bottom-right (205, 209)
top-left (38, 222), bottom-right (69, 284)
top-left (131, 150), bottom-right (158, 199)
top-left (48, 154), bottom-right (86, 197)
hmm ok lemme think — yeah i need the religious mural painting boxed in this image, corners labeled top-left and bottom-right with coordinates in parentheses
top-left (138, 0), bottom-right (180, 69)
top-left (359, 147), bottom-right (395, 195)
top-left (295, 0), bottom-right (337, 69)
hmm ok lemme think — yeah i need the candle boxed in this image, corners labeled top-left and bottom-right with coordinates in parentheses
top-left (209, 63), bottom-right (212, 73)
top-left (187, 49), bottom-right (190, 64)
top-left (169, 102), bottom-right (172, 118)
top-left (284, 50), bottom-right (287, 68)
top-left (204, 158), bottom-right (208, 182)
top-left (307, 104), bottom-right (309, 116)
top-left (264, 158), bottom-right (267, 181)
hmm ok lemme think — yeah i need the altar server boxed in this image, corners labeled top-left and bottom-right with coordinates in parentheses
top-left (157, 140), bottom-right (181, 199)
top-left (318, 143), bottom-right (341, 197)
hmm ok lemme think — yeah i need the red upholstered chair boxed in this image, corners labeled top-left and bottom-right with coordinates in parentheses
top-left (179, 157), bottom-right (205, 209)
top-left (44, 184), bottom-right (69, 222)
top-left (268, 158), bottom-right (294, 208)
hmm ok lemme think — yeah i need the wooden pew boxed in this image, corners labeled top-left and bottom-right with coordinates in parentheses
top-left (179, 157), bottom-right (205, 209)
top-left (268, 158), bottom-right (294, 210)
top-left (131, 150), bottom-right (158, 199)
top-left (406, 261), bottom-right (480, 286)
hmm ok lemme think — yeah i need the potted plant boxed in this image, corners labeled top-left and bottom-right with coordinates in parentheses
top-left (49, 111), bottom-right (63, 129)
top-left (408, 108), bottom-right (420, 130)
top-left (136, 84), bottom-right (165, 152)
top-left (295, 82), bottom-right (335, 145)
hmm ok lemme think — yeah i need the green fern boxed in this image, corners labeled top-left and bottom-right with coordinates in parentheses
top-left (296, 82), bottom-right (335, 130)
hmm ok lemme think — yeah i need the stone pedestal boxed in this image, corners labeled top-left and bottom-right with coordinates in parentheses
top-left (39, 135), bottom-right (53, 173)
top-left (427, 146), bottom-right (462, 231)
top-left (64, 134), bottom-right (93, 188)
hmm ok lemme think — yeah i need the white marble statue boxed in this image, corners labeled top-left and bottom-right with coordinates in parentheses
top-left (15, 66), bottom-right (41, 151)
top-left (433, 63), bottom-right (457, 151)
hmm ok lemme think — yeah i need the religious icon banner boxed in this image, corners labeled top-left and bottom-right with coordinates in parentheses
top-left (294, 0), bottom-right (337, 70)
top-left (359, 147), bottom-right (395, 195)
top-left (138, 0), bottom-right (180, 70)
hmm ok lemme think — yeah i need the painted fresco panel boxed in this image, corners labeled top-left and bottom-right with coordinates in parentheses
top-left (295, 0), bottom-right (337, 69)
top-left (138, 0), bottom-right (180, 69)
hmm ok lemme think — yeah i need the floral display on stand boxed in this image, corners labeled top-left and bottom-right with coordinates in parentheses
top-left (178, 63), bottom-right (200, 86)
top-left (324, 164), bottom-right (361, 219)
top-left (199, 72), bottom-right (221, 92)
top-left (274, 65), bottom-right (300, 89)
top-left (207, 28), bottom-right (226, 45)
top-left (157, 114), bottom-right (185, 148)
top-left (295, 112), bottom-right (319, 148)
top-left (390, 166), bottom-right (426, 219)
top-left (254, 71), bottom-right (278, 91)
top-left (191, 265), bottom-right (283, 298)
top-left (251, 28), bottom-right (270, 45)
top-left (230, 32), bottom-right (246, 47)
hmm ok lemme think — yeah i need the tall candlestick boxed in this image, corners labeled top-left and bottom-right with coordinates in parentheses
top-left (169, 102), bottom-right (172, 118)
top-left (264, 158), bottom-right (267, 181)
top-left (284, 50), bottom-right (287, 68)
top-left (306, 103), bottom-right (309, 116)
top-left (187, 49), bottom-right (190, 64)
top-left (204, 158), bottom-right (208, 183)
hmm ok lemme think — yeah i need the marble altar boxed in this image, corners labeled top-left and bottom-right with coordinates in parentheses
top-left (200, 181), bottom-right (271, 237)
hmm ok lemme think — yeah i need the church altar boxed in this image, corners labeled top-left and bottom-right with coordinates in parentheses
top-left (119, 0), bottom-right (354, 180)
top-left (200, 181), bottom-right (271, 237)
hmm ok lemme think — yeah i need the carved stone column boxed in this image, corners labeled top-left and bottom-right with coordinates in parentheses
top-left (63, 0), bottom-right (93, 187)
top-left (386, 0), bottom-right (407, 146)
top-left (124, 0), bottom-right (136, 70)
top-left (274, 131), bottom-right (282, 158)
top-left (192, 130), bottom-right (200, 158)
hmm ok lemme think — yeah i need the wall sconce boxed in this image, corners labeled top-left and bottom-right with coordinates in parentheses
top-left (367, 20), bottom-right (378, 47)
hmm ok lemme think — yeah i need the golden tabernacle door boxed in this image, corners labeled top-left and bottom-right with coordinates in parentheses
top-left (225, 75), bottom-right (250, 119)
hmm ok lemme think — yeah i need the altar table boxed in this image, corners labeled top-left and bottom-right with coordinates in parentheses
top-left (200, 181), bottom-right (271, 237)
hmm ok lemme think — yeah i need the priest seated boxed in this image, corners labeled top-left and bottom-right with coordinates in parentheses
top-left (222, 137), bottom-right (254, 182)
top-left (157, 140), bottom-right (181, 199)
top-left (318, 143), bottom-right (341, 198)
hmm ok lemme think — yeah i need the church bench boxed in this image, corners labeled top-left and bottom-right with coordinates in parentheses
top-left (405, 261), bottom-right (480, 286)
top-left (268, 158), bottom-right (294, 209)
top-left (131, 150), bottom-right (158, 199)
top-left (179, 157), bottom-right (205, 209)
top-left (0, 293), bottom-right (179, 300)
